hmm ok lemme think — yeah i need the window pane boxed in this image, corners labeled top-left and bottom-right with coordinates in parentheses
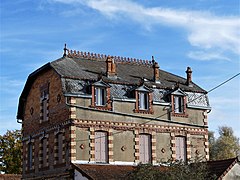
top-left (139, 92), bottom-right (148, 110)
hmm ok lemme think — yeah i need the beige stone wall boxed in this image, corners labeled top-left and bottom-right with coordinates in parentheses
top-left (76, 127), bottom-right (90, 161)
top-left (23, 69), bottom-right (69, 136)
top-left (113, 130), bottom-right (135, 162)
top-left (75, 97), bottom-right (205, 126)
top-left (190, 134), bottom-right (206, 160)
top-left (155, 133), bottom-right (171, 163)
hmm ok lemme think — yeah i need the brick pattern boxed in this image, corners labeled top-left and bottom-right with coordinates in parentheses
top-left (39, 133), bottom-right (49, 169)
top-left (170, 133), bottom-right (176, 161)
top-left (25, 137), bottom-right (35, 172)
top-left (54, 128), bottom-right (66, 165)
top-left (69, 126), bottom-right (76, 162)
top-left (89, 127), bottom-right (113, 163)
top-left (204, 134), bottom-right (209, 160)
top-left (69, 97), bottom-right (76, 119)
top-left (134, 129), bottom-right (140, 164)
top-left (134, 129), bottom-right (156, 164)
top-left (186, 134), bottom-right (191, 160)
top-left (203, 110), bottom-right (208, 126)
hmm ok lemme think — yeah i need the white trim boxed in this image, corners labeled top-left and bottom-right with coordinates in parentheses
top-left (187, 104), bottom-right (211, 110)
top-left (153, 101), bottom-right (170, 106)
top-left (112, 98), bottom-right (136, 102)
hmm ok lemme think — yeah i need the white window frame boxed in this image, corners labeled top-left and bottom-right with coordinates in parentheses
top-left (95, 87), bottom-right (107, 106)
top-left (139, 92), bottom-right (149, 110)
top-left (174, 96), bottom-right (184, 113)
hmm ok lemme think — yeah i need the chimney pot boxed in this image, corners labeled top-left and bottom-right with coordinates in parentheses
top-left (106, 56), bottom-right (117, 78)
top-left (186, 67), bottom-right (193, 86)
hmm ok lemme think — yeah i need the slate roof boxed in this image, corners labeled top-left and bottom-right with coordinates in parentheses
top-left (207, 157), bottom-right (239, 179)
top-left (17, 50), bottom-right (209, 119)
top-left (73, 164), bottom-right (135, 180)
top-left (51, 56), bottom-right (206, 93)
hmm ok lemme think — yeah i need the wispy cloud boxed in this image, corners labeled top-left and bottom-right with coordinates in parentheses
top-left (49, 0), bottom-right (240, 61)
top-left (187, 51), bottom-right (231, 61)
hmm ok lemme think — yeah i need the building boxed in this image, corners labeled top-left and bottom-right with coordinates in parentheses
top-left (17, 45), bottom-right (211, 179)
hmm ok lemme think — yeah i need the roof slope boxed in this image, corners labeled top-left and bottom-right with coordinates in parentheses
top-left (207, 157), bottom-right (239, 179)
top-left (51, 56), bottom-right (206, 93)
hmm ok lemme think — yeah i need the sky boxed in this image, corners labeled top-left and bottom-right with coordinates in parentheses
top-left (0, 0), bottom-right (239, 138)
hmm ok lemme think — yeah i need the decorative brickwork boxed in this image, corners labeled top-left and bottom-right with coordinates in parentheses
top-left (25, 137), bottom-right (35, 172)
top-left (54, 128), bottom-right (66, 165)
top-left (203, 111), bottom-right (208, 126)
top-left (69, 97), bottom-right (76, 119)
top-left (204, 134), bottom-right (209, 160)
top-left (39, 132), bottom-right (49, 169)
top-left (186, 134), bottom-right (191, 160)
top-left (170, 133), bottom-right (176, 161)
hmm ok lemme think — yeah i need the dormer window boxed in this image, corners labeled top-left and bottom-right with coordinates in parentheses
top-left (91, 80), bottom-right (112, 110)
top-left (95, 87), bottom-right (107, 106)
top-left (134, 85), bottom-right (153, 114)
top-left (174, 96), bottom-right (184, 113)
top-left (171, 89), bottom-right (188, 117)
top-left (139, 92), bottom-right (149, 110)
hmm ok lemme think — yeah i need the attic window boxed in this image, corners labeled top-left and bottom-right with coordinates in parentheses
top-left (91, 80), bottom-right (112, 110)
top-left (171, 89), bottom-right (188, 117)
top-left (95, 87), bottom-right (106, 106)
top-left (134, 85), bottom-right (153, 114)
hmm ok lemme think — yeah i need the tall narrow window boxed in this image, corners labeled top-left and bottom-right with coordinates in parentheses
top-left (95, 87), bottom-right (106, 106)
top-left (57, 133), bottom-right (63, 163)
top-left (28, 142), bottom-right (33, 170)
top-left (42, 138), bottom-right (47, 167)
top-left (174, 96), bottom-right (184, 113)
top-left (40, 84), bottom-right (49, 122)
top-left (95, 131), bottom-right (108, 163)
top-left (139, 134), bottom-right (152, 164)
top-left (175, 136), bottom-right (186, 162)
top-left (139, 92), bottom-right (149, 110)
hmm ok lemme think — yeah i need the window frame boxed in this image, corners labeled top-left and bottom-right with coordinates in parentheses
top-left (171, 89), bottom-right (188, 117)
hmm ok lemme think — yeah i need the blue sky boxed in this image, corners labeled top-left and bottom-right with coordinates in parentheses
top-left (0, 0), bottom-right (239, 138)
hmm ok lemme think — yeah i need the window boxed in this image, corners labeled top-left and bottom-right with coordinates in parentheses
top-left (42, 138), bottom-right (47, 167)
top-left (95, 87), bottom-right (106, 106)
top-left (57, 133), bottom-right (63, 163)
top-left (139, 92), bottom-right (149, 110)
top-left (95, 131), bottom-right (108, 163)
top-left (139, 134), bottom-right (152, 164)
top-left (28, 142), bottom-right (33, 170)
top-left (175, 136), bottom-right (186, 162)
top-left (174, 96), bottom-right (184, 113)
top-left (40, 84), bottom-right (49, 122)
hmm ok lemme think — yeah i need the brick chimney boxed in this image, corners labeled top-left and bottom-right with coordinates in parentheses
top-left (106, 56), bottom-right (116, 78)
top-left (186, 67), bottom-right (193, 86)
top-left (152, 56), bottom-right (160, 83)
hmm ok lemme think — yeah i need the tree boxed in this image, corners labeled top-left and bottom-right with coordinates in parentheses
top-left (127, 158), bottom-right (216, 180)
top-left (0, 130), bottom-right (22, 174)
top-left (209, 126), bottom-right (240, 160)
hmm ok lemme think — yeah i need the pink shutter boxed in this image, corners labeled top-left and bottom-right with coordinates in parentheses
top-left (139, 134), bottom-right (151, 163)
top-left (95, 132), bottom-right (101, 162)
top-left (176, 137), bottom-right (186, 162)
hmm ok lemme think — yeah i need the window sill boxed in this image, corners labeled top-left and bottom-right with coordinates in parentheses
top-left (90, 105), bottom-right (112, 111)
top-left (172, 113), bottom-right (188, 118)
top-left (134, 109), bottom-right (154, 114)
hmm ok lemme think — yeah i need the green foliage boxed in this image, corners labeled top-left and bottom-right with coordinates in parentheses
top-left (127, 158), bottom-right (216, 180)
top-left (209, 126), bottom-right (240, 160)
top-left (0, 130), bottom-right (22, 174)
